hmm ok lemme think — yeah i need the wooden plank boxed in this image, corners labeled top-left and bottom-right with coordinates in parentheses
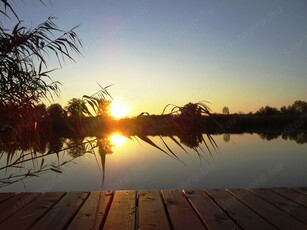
top-left (206, 189), bottom-right (274, 230)
top-left (250, 188), bottom-right (307, 225)
top-left (0, 188), bottom-right (305, 229)
top-left (103, 190), bottom-right (136, 230)
top-left (31, 192), bottom-right (89, 230)
top-left (161, 189), bottom-right (204, 230)
top-left (138, 190), bottom-right (170, 230)
top-left (0, 192), bottom-right (40, 223)
top-left (185, 190), bottom-right (239, 229)
top-left (271, 188), bottom-right (307, 208)
top-left (67, 191), bottom-right (113, 230)
top-left (0, 193), bottom-right (15, 204)
top-left (294, 187), bottom-right (307, 196)
top-left (0, 192), bottom-right (65, 229)
top-left (228, 189), bottom-right (306, 230)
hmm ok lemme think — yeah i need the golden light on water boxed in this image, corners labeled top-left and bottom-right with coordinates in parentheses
top-left (111, 133), bottom-right (127, 146)
top-left (110, 100), bottom-right (129, 118)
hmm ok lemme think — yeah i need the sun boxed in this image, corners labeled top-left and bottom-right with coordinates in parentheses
top-left (110, 100), bottom-right (129, 118)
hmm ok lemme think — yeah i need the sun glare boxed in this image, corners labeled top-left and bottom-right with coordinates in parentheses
top-left (111, 133), bottom-right (127, 146)
top-left (110, 100), bottom-right (129, 118)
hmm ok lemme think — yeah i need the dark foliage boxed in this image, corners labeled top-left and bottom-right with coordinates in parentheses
top-left (0, 0), bottom-right (82, 126)
top-left (256, 100), bottom-right (307, 115)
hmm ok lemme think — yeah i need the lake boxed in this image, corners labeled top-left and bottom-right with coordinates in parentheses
top-left (0, 133), bottom-right (306, 192)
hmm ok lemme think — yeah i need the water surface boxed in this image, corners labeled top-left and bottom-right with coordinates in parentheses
top-left (0, 133), bottom-right (306, 192)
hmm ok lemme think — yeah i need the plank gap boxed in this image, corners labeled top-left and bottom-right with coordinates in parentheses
top-left (227, 189), bottom-right (306, 229)
top-left (248, 188), bottom-right (307, 225)
top-left (98, 191), bottom-right (114, 229)
top-left (270, 188), bottom-right (307, 208)
top-left (0, 192), bottom-right (41, 224)
top-left (159, 190), bottom-right (173, 229)
top-left (0, 193), bottom-right (16, 204)
top-left (226, 189), bottom-right (278, 229)
top-left (204, 189), bottom-right (244, 229)
top-left (103, 190), bottom-right (136, 230)
top-left (30, 192), bottom-right (90, 230)
top-left (183, 190), bottom-right (210, 229)
top-left (206, 189), bottom-right (275, 229)
top-left (161, 189), bottom-right (205, 229)
top-left (185, 189), bottom-right (240, 229)
top-left (63, 192), bottom-right (91, 229)
top-left (138, 190), bottom-right (171, 230)
top-left (29, 192), bottom-right (66, 228)
top-left (135, 191), bottom-right (139, 230)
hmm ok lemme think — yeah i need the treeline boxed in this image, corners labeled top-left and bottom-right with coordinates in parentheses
top-left (0, 97), bottom-right (112, 137)
top-left (1, 99), bottom-right (307, 134)
top-left (255, 100), bottom-right (307, 115)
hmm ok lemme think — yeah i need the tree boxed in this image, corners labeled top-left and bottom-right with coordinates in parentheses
top-left (290, 100), bottom-right (307, 113)
top-left (97, 99), bottom-right (112, 116)
top-left (280, 106), bottom-right (288, 114)
top-left (65, 98), bottom-right (88, 118)
top-left (32, 103), bottom-right (47, 121)
top-left (47, 104), bottom-right (65, 120)
top-left (256, 106), bottom-right (280, 115)
top-left (280, 101), bottom-right (307, 114)
top-left (222, 106), bottom-right (230, 115)
top-left (0, 1), bottom-right (82, 111)
top-left (82, 86), bottom-right (114, 117)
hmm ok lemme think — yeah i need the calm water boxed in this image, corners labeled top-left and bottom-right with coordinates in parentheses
top-left (0, 133), bottom-right (306, 192)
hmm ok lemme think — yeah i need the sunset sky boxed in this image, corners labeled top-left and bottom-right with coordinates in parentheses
top-left (11, 0), bottom-right (307, 115)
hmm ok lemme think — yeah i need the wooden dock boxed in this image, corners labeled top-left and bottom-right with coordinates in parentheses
top-left (0, 188), bottom-right (306, 229)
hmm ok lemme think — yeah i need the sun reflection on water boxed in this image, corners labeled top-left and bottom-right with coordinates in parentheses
top-left (111, 133), bottom-right (127, 147)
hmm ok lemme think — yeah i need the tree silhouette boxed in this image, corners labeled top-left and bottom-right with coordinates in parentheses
top-left (47, 104), bottom-right (65, 120)
top-left (222, 106), bottom-right (230, 115)
top-left (256, 106), bottom-right (280, 115)
top-left (289, 100), bottom-right (307, 113)
top-left (65, 98), bottom-right (88, 118)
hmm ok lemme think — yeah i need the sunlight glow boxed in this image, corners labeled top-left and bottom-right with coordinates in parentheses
top-left (110, 100), bottom-right (129, 118)
top-left (111, 133), bottom-right (127, 146)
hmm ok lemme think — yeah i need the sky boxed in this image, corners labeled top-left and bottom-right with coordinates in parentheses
top-left (8, 0), bottom-right (307, 115)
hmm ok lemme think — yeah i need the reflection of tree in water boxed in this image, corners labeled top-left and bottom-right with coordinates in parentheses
top-left (259, 132), bottom-right (307, 144)
top-left (48, 137), bottom-right (64, 153)
top-left (0, 127), bottom-right (47, 155)
top-left (282, 132), bottom-right (307, 144)
top-left (223, 134), bottom-right (231, 143)
top-left (0, 110), bottom-right (306, 190)
top-left (0, 132), bottom-right (114, 188)
top-left (175, 129), bottom-right (217, 152)
top-left (259, 133), bottom-right (280, 141)
top-left (158, 102), bottom-right (218, 153)
top-left (97, 138), bottom-right (113, 155)
top-left (66, 138), bottom-right (87, 158)
top-left (177, 132), bottom-right (203, 148)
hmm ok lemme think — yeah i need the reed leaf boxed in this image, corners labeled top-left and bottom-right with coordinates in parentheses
top-left (50, 167), bottom-right (62, 173)
top-left (137, 135), bottom-right (168, 155)
top-left (168, 135), bottom-right (189, 155)
top-left (159, 136), bottom-right (181, 161)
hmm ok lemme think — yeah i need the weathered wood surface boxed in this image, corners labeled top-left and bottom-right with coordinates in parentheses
top-left (0, 188), bottom-right (306, 229)
top-left (103, 190), bottom-right (136, 230)
top-left (138, 190), bottom-right (170, 229)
